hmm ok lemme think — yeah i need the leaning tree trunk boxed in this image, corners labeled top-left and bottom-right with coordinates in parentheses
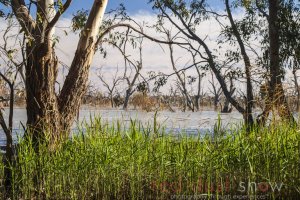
top-left (221, 78), bottom-right (234, 113)
top-left (14, 0), bottom-right (109, 145)
top-left (58, 0), bottom-right (108, 136)
top-left (123, 89), bottom-right (132, 110)
top-left (225, 0), bottom-right (254, 126)
top-left (123, 66), bottom-right (141, 110)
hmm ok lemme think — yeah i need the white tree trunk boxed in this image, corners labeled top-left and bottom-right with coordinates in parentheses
top-left (45, 0), bottom-right (56, 44)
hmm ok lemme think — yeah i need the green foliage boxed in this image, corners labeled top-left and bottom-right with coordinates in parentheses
top-left (136, 81), bottom-right (149, 94)
top-left (148, 71), bottom-right (168, 93)
top-left (71, 9), bottom-right (89, 32)
top-left (53, 0), bottom-right (64, 14)
top-left (0, 118), bottom-right (300, 199)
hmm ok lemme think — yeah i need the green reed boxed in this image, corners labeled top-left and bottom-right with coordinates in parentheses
top-left (0, 117), bottom-right (299, 199)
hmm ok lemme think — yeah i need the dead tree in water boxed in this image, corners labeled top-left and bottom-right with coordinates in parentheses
top-left (208, 71), bottom-right (222, 110)
top-left (122, 36), bottom-right (144, 110)
top-left (166, 31), bottom-right (195, 111)
top-left (186, 46), bottom-right (205, 111)
top-left (221, 73), bottom-right (236, 113)
top-left (103, 27), bottom-right (146, 110)
top-left (97, 66), bottom-right (122, 108)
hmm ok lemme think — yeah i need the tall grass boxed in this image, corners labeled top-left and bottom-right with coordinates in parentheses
top-left (0, 117), bottom-right (299, 199)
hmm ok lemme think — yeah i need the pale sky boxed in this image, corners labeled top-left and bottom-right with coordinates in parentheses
top-left (0, 1), bottom-right (295, 98)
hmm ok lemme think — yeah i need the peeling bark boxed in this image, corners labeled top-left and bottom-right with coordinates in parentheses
top-left (11, 0), bottom-right (109, 145)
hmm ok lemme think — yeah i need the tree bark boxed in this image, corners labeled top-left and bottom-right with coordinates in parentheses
top-left (11, 0), bottom-right (109, 145)
top-left (293, 68), bottom-right (300, 111)
top-left (194, 55), bottom-right (202, 111)
top-left (25, 44), bottom-right (61, 142)
top-left (259, 0), bottom-right (295, 124)
top-left (123, 71), bottom-right (140, 110)
top-left (221, 76), bottom-right (235, 113)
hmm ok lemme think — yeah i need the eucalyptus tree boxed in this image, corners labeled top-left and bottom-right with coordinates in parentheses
top-left (97, 66), bottom-right (122, 108)
top-left (0, 0), bottom-right (110, 145)
top-left (151, 0), bottom-right (257, 126)
top-left (242, 0), bottom-right (299, 124)
top-left (1, 0), bottom-right (186, 145)
top-left (152, 0), bottom-right (300, 125)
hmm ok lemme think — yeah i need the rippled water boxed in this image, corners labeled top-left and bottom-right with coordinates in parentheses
top-left (0, 107), bottom-right (243, 146)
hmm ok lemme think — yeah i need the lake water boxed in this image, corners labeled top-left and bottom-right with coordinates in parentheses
top-left (0, 107), bottom-right (244, 146)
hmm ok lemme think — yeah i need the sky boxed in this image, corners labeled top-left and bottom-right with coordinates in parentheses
top-left (49, 0), bottom-right (159, 17)
top-left (66, 0), bottom-right (224, 16)
top-left (0, 0), bottom-right (264, 96)
top-left (3, 0), bottom-right (291, 97)
top-left (0, 0), bottom-right (157, 16)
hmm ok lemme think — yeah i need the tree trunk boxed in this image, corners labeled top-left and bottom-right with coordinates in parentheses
top-left (293, 69), bottom-right (300, 112)
top-left (123, 89), bottom-right (133, 110)
top-left (259, 0), bottom-right (294, 124)
top-left (195, 63), bottom-right (202, 111)
top-left (194, 95), bottom-right (200, 111)
top-left (225, 0), bottom-right (254, 126)
top-left (214, 96), bottom-right (219, 110)
top-left (25, 44), bottom-right (61, 143)
top-left (18, 0), bottom-right (109, 145)
top-left (123, 69), bottom-right (140, 110)
top-left (110, 94), bottom-right (114, 108)
top-left (221, 77), bottom-right (235, 113)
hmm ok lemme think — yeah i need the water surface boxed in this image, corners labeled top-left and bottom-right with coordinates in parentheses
top-left (0, 107), bottom-right (243, 145)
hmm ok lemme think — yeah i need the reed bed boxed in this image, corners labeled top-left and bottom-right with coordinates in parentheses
top-left (0, 117), bottom-right (299, 199)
